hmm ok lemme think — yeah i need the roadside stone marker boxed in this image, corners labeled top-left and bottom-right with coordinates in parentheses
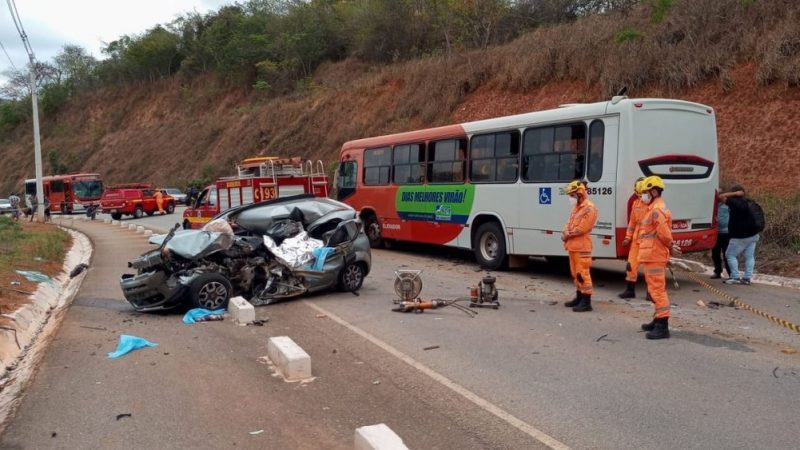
top-left (228, 296), bottom-right (255, 324)
top-left (111, 220), bottom-right (119, 226)
top-left (128, 223), bottom-right (137, 230)
top-left (267, 336), bottom-right (311, 381)
top-left (355, 424), bottom-right (409, 450)
top-left (120, 221), bottom-right (128, 228)
top-left (143, 230), bottom-right (153, 237)
top-left (104, 218), bottom-right (111, 224)
top-left (136, 225), bottom-right (145, 233)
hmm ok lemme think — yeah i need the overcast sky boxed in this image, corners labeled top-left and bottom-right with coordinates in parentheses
top-left (1, 0), bottom-right (232, 86)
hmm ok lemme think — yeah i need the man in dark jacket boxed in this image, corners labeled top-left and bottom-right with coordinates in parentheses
top-left (719, 185), bottom-right (759, 285)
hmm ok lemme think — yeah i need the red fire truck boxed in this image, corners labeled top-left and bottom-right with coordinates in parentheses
top-left (182, 156), bottom-right (329, 229)
top-left (25, 173), bottom-right (104, 214)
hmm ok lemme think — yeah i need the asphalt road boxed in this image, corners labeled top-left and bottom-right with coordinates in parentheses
top-left (3, 217), bottom-right (799, 449)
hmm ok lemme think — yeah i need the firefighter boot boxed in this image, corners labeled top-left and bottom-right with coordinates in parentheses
top-left (564, 290), bottom-right (581, 307)
top-left (618, 282), bottom-right (636, 299)
top-left (641, 318), bottom-right (656, 331)
top-left (572, 294), bottom-right (593, 312)
top-left (645, 318), bottom-right (670, 339)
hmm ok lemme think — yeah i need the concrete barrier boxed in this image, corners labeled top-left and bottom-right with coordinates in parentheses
top-left (227, 296), bottom-right (255, 324)
top-left (104, 218), bottom-right (112, 224)
top-left (136, 225), bottom-right (145, 233)
top-left (354, 424), bottom-right (409, 450)
top-left (128, 223), bottom-right (137, 231)
top-left (267, 336), bottom-right (311, 381)
top-left (111, 220), bottom-right (119, 226)
top-left (144, 230), bottom-right (153, 237)
top-left (120, 221), bottom-right (128, 228)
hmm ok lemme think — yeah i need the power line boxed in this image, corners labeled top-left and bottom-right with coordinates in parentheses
top-left (0, 38), bottom-right (18, 71)
top-left (6, 0), bottom-right (36, 62)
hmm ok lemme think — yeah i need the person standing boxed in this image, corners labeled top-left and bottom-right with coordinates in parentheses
top-left (27, 194), bottom-right (37, 222)
top-left (155, 189), bottom-right (165, 215)
top-left (720, 185), bottom-right (762, 285)
top-left (9, 192), bottom-right (21, 221)
top-left (43, 196), bottom-right (51, 222)
top-left (637, 176), bottom-right (682, 340)
top-left (562, 180), bottom-right (598, 312)
top-left (711, 196), bottom-right (731, 279)
top-left (619, 178), bottom-right (646, 299)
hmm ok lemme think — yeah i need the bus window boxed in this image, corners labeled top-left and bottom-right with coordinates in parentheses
top-left (522, 123), bottom-right (586, 182)
top-left (51, 180), bottom-right (65, 193)
top-left (73, 178), bottom-right (103, 199)
top-left (469, 131), bottom-right (519, 183)
top-left (587, 120), bottom-right (604, 182)
top-left (25, 180), bottom-right (36, 196)
top-left (364, 147), bottom-right (392, 185)
top-left (428, 138), bottom-right (467, 183)
top-left (337, 160), bottom-right (357, 200)
top-left (393, 143), bottom-right (425, 184)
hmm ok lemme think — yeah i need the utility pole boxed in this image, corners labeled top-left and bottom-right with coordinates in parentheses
top-left (29, 59), bottom-right (45, 222)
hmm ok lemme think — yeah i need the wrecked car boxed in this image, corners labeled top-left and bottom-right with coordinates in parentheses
top-left (120, 195), bottom-right (371, 312)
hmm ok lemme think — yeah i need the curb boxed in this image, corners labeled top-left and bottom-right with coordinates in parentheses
top-left (672, 257), bottom-right (800, 291)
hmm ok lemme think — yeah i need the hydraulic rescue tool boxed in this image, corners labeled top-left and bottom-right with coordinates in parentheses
top-left (391, 270), bottom-right (501, 317)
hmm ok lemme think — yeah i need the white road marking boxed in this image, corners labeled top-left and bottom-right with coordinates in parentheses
top-left (303, 300), bottom-right (571, 450)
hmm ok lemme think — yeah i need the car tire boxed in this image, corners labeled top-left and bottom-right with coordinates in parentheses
top-left (189, 273), bottom-right (232, 310)
top-left (338, 262), bottom-right (366, 292)
top-left (182, 220), bottom-right (192, 230)
top-left (167, 203), bottom-right (175, 214)
top-left (474, 222), bottom-right (508, 270)
top-left (362, 214), bottom-right (383, 248)
top-left (111, 212), bottom-right (122, 220)
top-left (133, 206), bottom-right (144, 219)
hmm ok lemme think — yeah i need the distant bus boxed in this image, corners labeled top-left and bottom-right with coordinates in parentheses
top-left (336, 97), bottom-right (719, 270)
top-left (25, 173), bottom-right (104, 214)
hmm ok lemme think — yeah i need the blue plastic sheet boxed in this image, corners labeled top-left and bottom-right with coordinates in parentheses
top-left (107, 335), bottom-right (158, 359)
top-left (310, 247), bottom-right (335, 271)
top-left (15, 270), bottom-right (53, 283)
top-left (182, 308), bottom-right (226, 324)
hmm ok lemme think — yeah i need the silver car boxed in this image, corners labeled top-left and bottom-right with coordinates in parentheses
top-left (120, 195), bottom-right (371, 312)
top-left (161, 188), bottom-right (187, 205)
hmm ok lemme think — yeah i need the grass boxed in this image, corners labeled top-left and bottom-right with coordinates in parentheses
top-left (753, 193), bottom-right (800, 276)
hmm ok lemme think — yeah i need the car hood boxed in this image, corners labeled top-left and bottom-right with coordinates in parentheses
top-left (149, 229), bottom-right (233, 260)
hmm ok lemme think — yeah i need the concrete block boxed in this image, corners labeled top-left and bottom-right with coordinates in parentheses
top-left (120, 221), bottom-right (128, 228)
top-left (227, 296), bottom-right (255, 324)
top-left (136, 225), bottom-right (145, 233)
top-left (128, 224), bottom-right (137, 230)
top-left (267, 336), bottom-right (311, 381)
top-left (111, 220), bottom-right (119, 226)
top-left (144, 230), bottom-right (153, 237)
top-left (104, 218), bottom-right (111, 224)
top-left (354, 424), bottom-right (409, 450)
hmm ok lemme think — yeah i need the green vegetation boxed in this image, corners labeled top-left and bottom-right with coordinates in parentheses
top-left (0, 217), bottom-right (71, 273)
top-left (649, 0), bottom-right (674, 23)
top-left (615, 28), bottom-right (644, 43)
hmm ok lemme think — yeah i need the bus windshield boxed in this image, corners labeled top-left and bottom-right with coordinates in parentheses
top-left (73, 179), bottom-right (104, 200)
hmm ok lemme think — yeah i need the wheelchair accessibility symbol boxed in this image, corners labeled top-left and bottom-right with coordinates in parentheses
top-left (539, 187), bottom-right (552, 205)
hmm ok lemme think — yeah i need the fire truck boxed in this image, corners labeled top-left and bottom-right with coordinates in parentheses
top-left (182, 156), bottom-right (330, 229)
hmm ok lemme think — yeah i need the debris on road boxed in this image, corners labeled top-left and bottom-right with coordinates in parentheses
top-left (596, 334), bottom-right (608, 342)
top-left (183, 308), bottom-right (226, 324)
top-left (773, 367), bottom-right (779, 378)
top-left (696, 300), bottom-right (707, 308)
top-left (315, 314), bottom-right (327, 318)
top-left (372, 380), bottom-right (381, 385)
top-left (423, 345), bottom-right (440, 351)
top-left (781, 348), bottom-right (797, 355)
top-left (107, 335), bottom-right (158, 359)
top-left (69, 263), bottom-right (89, 278)
top-left (249, 430), bottom-right (264, 435)
top-left (79, 325), bottom-right (107, 331)
top-left (14, 270), bottom-right (52, 284)
top-left (248, 319), bottom-right (268, 326)
top-left (116, 413), bottom-right (132, 421)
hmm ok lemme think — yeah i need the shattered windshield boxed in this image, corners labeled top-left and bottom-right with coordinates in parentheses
top-left (73, 179), bottom-right (104, 200)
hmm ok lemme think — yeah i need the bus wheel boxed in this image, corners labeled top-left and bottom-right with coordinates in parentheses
top-left (474, 222), bottom-right (508, 270)
top-left (362, 214), bottom-right (384, 248)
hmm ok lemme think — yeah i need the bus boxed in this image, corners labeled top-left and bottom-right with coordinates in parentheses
top-left (336, 97), bottom-right (719, 270)
top-left (25, 173), bottom-right (104, 214)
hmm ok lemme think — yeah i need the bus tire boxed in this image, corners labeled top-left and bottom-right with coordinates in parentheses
top-left (362, 214), bottom-right (383, 248)
top-left (474, 222), bottom-right (508, 270)
top-left (111, 212), bottom-right (122, 220)
top-left (133, 206), bottom-right (144, 219)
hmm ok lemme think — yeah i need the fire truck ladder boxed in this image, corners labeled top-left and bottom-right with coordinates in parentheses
top-left (306, 160), bottom-right (328, 197)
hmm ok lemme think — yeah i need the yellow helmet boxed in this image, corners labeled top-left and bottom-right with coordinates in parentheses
top-left (634, 177), bottom-right (646, 194)
top-left (641, 175), bottom-right (665, 191)
top-left (565, 180), bottom-right (587, 195)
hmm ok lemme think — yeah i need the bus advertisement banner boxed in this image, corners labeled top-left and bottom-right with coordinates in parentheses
top-left (396, 185), bottom-right (474, 224)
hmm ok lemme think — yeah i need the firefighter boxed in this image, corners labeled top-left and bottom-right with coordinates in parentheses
top-left (637, 175), bottom-right (681, 339)
top-left (154, 189), bottom-right (165, 215)
top-left (562, 180), bottom-right (598, 312)
top-left (618, 178), bottom-right (646, 299)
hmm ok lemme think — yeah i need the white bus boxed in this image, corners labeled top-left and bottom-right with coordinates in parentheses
top-left (337, 96), bottom-right (719, 269)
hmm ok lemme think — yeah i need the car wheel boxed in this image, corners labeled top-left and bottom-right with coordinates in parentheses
top-left (183, 220), bottom-right (192, 230)
top-left (338, 262), bottom-right (365, 292)
top-left (111, 212), bottom-right (122, 220)
top-left (189, 273), bottom-right (232, 310)
top-left (362, 214), bottom-right (383, 248)
top-left (474, 222), bottom-right (508, 270)
top-left (167, 203), bottom-right (175, 214)
top-left (133, 206), bottom-right (144, 219)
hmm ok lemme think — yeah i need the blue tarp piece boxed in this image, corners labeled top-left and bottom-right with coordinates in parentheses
top-left (107, 335), bottom-right (158, 359)
top-left (310, 247), bottom-right (335, 271)
top-left (15, 270), bottom-right (53, 283)
top-left (182, 308), bottom-right (226, 324)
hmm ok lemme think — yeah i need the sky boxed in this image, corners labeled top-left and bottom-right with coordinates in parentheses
top-left (0, 0), bottom-right (232, 87)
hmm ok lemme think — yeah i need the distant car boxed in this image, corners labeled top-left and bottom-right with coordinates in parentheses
top-left (120, 195), bottom-right (371, 312)
top-left (100, 185), bottom-right (176, 220)
top-left (161, 188), bottom-right (187, 205)
top-left (0, 198), bottom-right (12, 214)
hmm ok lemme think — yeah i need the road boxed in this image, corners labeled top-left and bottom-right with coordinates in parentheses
top-left (2, 215), bottom-right (799, 449)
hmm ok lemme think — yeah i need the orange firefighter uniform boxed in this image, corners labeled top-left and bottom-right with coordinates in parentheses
top-left (637, 196), bottom-right (674, 319)
top-left (563, 192), bottom-right (598, 296)
top-left (154, 190), bottom-right (165, 215)
top-left (624, 196), bottom-right (648, 283)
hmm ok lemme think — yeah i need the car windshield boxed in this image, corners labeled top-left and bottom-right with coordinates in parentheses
top-left (73, 179), bottom-right (104, 200)
top-left (167, 189), bottom-right (182, 194)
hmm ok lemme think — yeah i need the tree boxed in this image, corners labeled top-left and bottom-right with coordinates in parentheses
top-left (54, 45), bottom-right (98, 90)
